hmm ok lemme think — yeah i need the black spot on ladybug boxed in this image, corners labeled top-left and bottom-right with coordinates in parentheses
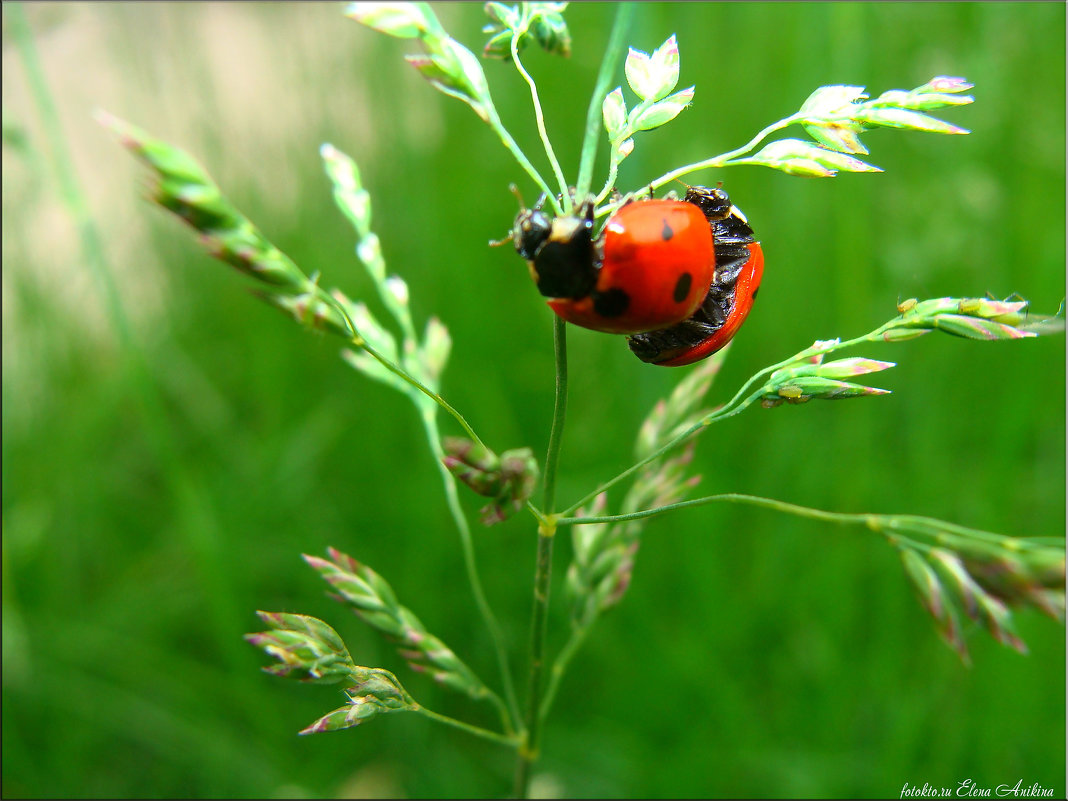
top-left (673, 272), bottom-right (692, 303)
top-left (593, 288), bottom-right (630, 318)
top-left (661, 220), bottom-right (674, 241)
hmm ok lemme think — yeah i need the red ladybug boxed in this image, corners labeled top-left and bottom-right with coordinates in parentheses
top-left (512, 195), bottom-right (715, 335)
top-left (511, 186), bottom-right (763, 365)
top-left (628, 186), bottom-right (764, 366)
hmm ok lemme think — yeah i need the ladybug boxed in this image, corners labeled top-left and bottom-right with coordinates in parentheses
top-left (512, 194), bottom-right (716, 335)
top-left (511, 185), bottom-right (763, 365)
top-left (627, 186), bottom-right (764, 366)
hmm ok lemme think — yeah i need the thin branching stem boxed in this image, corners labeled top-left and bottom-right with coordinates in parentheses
top-left (514, 316), bottom-right (569, 798)
top-left (541, 316), bottom-right (569, 515)
top-left (511, 34), bottom-right (569, 206)
top-left (560, 321), bottom-right (908, 517)
top-left (317, 286), bottom-right (489, 449)
top-left (485, 103), bottom-right (562, 216)
top-left (417, 705), bottom-right (519, 747)
top-left (321, 280), bottom-right (520, 731)
top-left (556, 494), bottom-right (1050, 553)
top-left (644, 113), bottom-right (805, 194)
top-left (538, 620), bottom-right (591, 723)
top-left (423, 412), bottom-right (522, 735)
top-left (594, 146), bottom-right (622, 205)
top-left (315, 281), bottom-right (519, 731)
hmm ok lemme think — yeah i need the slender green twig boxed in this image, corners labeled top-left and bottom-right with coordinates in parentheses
top-left (485, 103), bottom-right (562, 215)
top-left (560, 323), bottom-right (908, 517)
top-left (594, 151), bottom-right (624, 206)
top-left (574, 3), bottom-right (635, 200)
top-left (416, 705), bottom-right (519, 747)
top-left (511, 35), bottom-right (569, 206)
top-left (514, 316), bottom-right (569, 798)
top-left (423, 412), bottom-right (522, 734)
top-left (316, 285), bottom-right (489, 450)
top-left (538, 620), bottom-right (591, 723)
top-left (541, 316), bottom-right (569, 516)
top-left (556, 493), bottom-right (1043, 553)
top-left (644, 113), bottom-right (805, 194)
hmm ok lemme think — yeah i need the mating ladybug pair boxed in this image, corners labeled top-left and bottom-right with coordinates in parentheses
top-left (511, 186), bottom-right (764, 366)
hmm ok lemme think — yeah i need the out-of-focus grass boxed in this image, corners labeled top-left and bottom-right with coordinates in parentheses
top-left (2, 3), bottom-right (1064, 798)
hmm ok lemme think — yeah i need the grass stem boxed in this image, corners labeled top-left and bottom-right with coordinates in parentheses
top-left (514, 316), bottom-right (569, 797)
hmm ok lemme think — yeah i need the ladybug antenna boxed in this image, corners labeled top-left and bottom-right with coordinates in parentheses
top-left (508, 183), bottom-right (526, 210)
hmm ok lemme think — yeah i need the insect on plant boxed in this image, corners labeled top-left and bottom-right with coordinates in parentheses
top-left (97, 3), bottom-right (1065, 797)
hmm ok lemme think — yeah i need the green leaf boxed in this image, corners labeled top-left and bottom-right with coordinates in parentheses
top-left (602, 87), bottom-right (627, 139)
top-left (799, 84), bottom-right (867, 115)
top-left (246, 612), bottom-right (356, 685)
top-left (852, 106), bottom-right (969, 134)
top-left (629, 86), bottom-right (694, 131)
top-left (299, 667), bottom-right (417, 735)
top-left (304, 549), bottom-right (493, 699)
top-left (625, 35), bottom-right (682, 103)
top-left (802, 121), bottom-right (869, 155)
top-left (748, 139), bottom-right (881, 176)
top-left (345, 2), bottom-right (433, 39)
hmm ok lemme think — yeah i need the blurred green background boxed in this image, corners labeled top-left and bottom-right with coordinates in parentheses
top-left (2, 2), bottom-right (1064, 798)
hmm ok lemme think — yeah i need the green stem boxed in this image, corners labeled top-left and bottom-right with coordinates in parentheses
top-left (514, 519), bottom-right (557, 798)
top-left (511, 34), bottom-right (569, 205)
top-left (514, 317), bottom-right (569, 798)
top-left (485, 104), bottom-right (562, 215)
top-left (542, 316), bottom-right (569, 515)
top-left (423, 411), bottom-right (522, 735)
top-left (560, 323), bottom-right (904, 517)
top-left (416, 705), bottom-right (519, 747)
top-left (575, 3), bottom-right (635, 200)
top-left (644, 113), bottom-right (805, 193)
top-left (556, 494), bottom-right (1044, 555)
top-left (538, 621), bottom-right (591, 723)
top-left (318, 286), bottom-right (488, 450)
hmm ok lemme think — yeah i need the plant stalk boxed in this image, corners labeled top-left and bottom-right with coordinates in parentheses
top-left (514, 316), bottom-right (569, 797)
top-left (422, 410), bottom-right (521, 734)
top-left (555, 493), bottom-right (1052, 555)
top-left (417, 705), bottom-right (518, 747)
top-left (538, 620), bottom-right (591, 722)
top-left (511, 33), bottom-right (569, 205)
top-left (560, 322), bottom-right (909, 517)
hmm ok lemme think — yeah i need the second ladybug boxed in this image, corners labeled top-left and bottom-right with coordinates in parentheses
top-left (628, 187), bottom-right (764, 366)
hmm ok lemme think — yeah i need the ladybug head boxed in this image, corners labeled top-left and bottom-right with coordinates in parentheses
top-left (512, 208), bottom-right (554, 261)
top-left (513, 202), bottom-right (598, 300)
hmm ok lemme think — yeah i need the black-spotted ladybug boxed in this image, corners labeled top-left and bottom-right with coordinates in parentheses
top-left (628, 186), bottom-right (764, 366)
top-left (512, 185), bottom-right (763, 365)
